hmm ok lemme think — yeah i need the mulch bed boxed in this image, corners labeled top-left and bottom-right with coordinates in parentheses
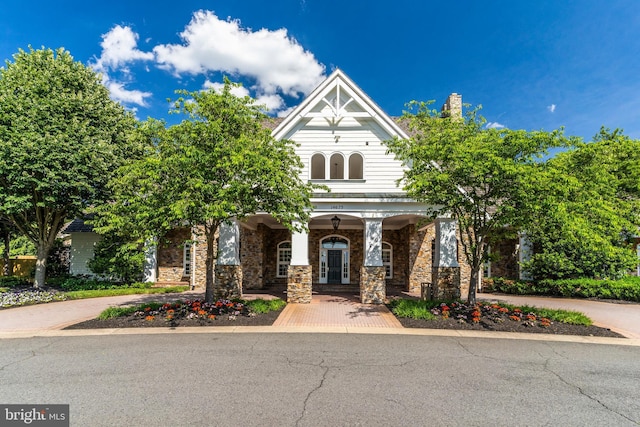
top-left (65, 309), bottom-right (283, 329)
top-left (396, 316), bottom-right (623, 337)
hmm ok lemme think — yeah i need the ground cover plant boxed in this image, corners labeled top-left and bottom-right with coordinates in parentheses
top-left (66, 298), bottom-right (286, 329)
top-left (387, 298), bottom-right (621, 337)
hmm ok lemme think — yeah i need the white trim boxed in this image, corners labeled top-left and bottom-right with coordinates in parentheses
top-left (382, 242), bottom-right (393, 279)
top-left (319, 235), bottom-right (350, 284)
top-left (183, 242), bottom-right (192, 276)
top-left (277, 241), bottom-right (292, 278)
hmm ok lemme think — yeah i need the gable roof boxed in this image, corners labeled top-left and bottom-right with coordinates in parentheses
top-left (272, 68), bottom-right (409, 141)
top-left (62, 216), bottom-right (94, 233)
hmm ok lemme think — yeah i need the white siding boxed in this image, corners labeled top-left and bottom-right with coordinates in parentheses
top-left (69, 232), bottom-right (102, 276)
top-left (290, 115), bottom-right (406, 194)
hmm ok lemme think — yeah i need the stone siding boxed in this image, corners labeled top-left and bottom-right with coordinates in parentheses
top-left (214, 265), bottom-right (243, 299)
top-left (431, 266), bottom-right (461, 300)
top-left (382, 229), bottom-right (408, 288)
top-left (360, 266), bottom-right (386, 304)
top-left (457, 229), bottom-right (472, 300)
top-left (192, 228), bottom-right (209, 290)
top-left (408, 223), bottom-right (435, 293)
top-left (287, 265), bottom-right (312, 303)
top-left (240, 224), bottom-right (265, 289)
top-left (157, 227), bottom-right (190, 282)
top-left (490, 238), bottom-right (519, 279)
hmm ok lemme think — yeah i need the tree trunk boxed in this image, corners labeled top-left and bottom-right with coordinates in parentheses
top-left (34, 242), bottom-right (49, 288)
top-left (1, 230), bottom-right (9, 277)
top-left (204, 231), bottom-right (216, 303)
top-left (467, 266), bottom-right (479, 306)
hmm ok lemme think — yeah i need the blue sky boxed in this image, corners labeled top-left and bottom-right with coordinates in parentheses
top-left (2, 1), bottom-right (639, 141)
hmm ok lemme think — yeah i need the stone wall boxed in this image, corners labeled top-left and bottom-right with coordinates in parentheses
top-left (408, 223), bottom-right (435, 293)
top-left (432, 266), bottom-right (461, 300)
top-left (214, 265), bottom-right (243, 299)
top-left (240, 224), bottom-right (265, 289)
top-left (157, 227), bottom-right (190, 282)
top-left (192, 227), bottom-right (209, 290)
top-left (490, 238), bottom-right (519, 279)
top-left (287, 265), bottom-right (312, 303)
top-left (457, 229), bottom-right (472, 300)
top-left (360, 266), bottom-right (386, 304)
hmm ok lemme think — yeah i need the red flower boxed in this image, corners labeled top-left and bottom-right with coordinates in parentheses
top-left (145, 315), bottom-right (155, 321)
top-left (509, 315), bottom-right (520, 321)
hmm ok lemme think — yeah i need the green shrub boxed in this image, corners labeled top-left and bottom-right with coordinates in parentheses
top-left (487, 276), bottom-right (640, 302)
top-left (245, 298), bottom-right (286, 314)
top-left (387, 298), bottom-right (439, 320)
top-left (0, 276), bottom-right (31, 288)
top-left (47, 276), bottom-right (153, 292)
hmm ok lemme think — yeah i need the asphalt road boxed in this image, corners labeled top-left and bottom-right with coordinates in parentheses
top-left (1, 333), bottom-right (639, 426)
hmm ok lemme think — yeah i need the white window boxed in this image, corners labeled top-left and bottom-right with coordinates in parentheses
top-left (277, 241), bottom-right (292, 277)
top-left (183, 242), bottom-right (192, 276)
top-left (382, 242), bottom-right (392, 279)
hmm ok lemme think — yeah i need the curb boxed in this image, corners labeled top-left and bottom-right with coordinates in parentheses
top-left (2, 326), bottom-right (639, 347)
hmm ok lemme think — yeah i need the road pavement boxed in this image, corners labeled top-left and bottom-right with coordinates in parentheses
top-left (1, 333), bottom-right (639, 426)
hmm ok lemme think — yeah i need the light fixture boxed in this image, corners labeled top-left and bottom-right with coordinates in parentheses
top-left (331, 215), bottom-right (341, 231)
top-left (330, 215), bottom-right (341, 246)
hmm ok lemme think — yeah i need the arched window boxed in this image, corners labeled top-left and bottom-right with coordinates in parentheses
top-left (329, 153), bottom-right (344, 179)
top-left (382, 242), bottom-right (392, 279)
top-left (348, 153), bottom-right (363, 179)
top-left (311, 153), bottom-right (325, 180)
top-left (277, 241), bottom-right (292, 277)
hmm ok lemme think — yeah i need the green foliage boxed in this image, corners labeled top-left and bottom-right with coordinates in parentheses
top-left (46, 276), bottom-right (151, 291)
top-left (87, 232), bottom-right (144, 284)
top-left (0, 47), bottom-right (137, 287)
top-left (8, 235), bottom-right (35, 257)
top-left (245, 298), bottom-right (286, 314)
top-left (0, 275), bottom-right (31, 288)
top-left (486, 276), bottom-right (640, 302)
top-left (65, 286), bottom-right (188, 300)
top-left (385, 102), bottom-right (570, 303)
top-left (387, 298), bottom-right (439, 320)
top-left (522, 128), bottom-right (640, 280)
top-left (97, 306), bottom-right (141, 320)
top-left (95, 79), bottom-right (317, 302)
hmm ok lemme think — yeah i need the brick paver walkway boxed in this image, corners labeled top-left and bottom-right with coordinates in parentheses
top-left (273, 293), bottom-right (403, 328)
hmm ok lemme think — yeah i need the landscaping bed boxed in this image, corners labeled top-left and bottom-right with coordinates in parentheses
top-left (65, 298), bottom-right (286, 329)
top-left (388, 299), bottom-right (624, 338)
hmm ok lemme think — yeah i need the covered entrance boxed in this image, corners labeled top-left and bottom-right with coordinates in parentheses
top-left (320, 236), bottom-right (349, 285)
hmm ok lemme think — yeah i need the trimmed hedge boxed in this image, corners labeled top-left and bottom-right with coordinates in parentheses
top-left (46, 275), bottom-right (151, 292)
top-left (484, 276), bottom-right (640, 302)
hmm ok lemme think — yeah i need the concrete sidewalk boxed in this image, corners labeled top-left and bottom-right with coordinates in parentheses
top-left (479, 293), bottom-right (640, 339)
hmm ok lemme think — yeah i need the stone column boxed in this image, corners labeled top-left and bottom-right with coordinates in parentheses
top-left (215, 221), bottom-right (243, 299)
top-left (431, 219), bottom-right (461, 300)
top-left (142, 238), bottom-right (157, 283)
top-left (361, 218), bottom-right (385, 304)
top-left (192, 227), bottom-right (207, 290)
top-left (287, 224), bottom-right (312, 303)
top-left (518, 233), bottom-right (533, 281)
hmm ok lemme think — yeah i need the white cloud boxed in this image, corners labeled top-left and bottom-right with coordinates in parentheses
top-left (547, 104), bottom-right (557, 113)
top-left (276, 106), bottom-right (296, 118)
top-left (105, 81), bottom-right (152, 106)
top-left (94, 25), bottom-right (154, 72)
top-left (486, 122), bottom-right (505, 129)
top-left (92, 25), bottom-right (154, 107)
top-left (153, 10), bottom-right (326, 99)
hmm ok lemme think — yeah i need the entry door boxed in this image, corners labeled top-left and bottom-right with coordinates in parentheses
top-left (327, 250), bottom-right (342, 284)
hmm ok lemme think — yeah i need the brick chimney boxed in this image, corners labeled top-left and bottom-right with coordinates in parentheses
top-left (441, 93), bottom-right (462, 119)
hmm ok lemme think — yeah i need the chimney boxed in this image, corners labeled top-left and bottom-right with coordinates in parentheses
top-left (441, 93), bottom-right (462, 119)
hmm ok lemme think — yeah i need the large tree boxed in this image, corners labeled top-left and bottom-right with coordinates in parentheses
top-left (95, 80), bottom-right (316, 302)
top-left (0, 47), bottom-right (136, 287)
top-left (522, 128), bottom-right (640, 279)
top-left (385, 102), bottom-right (569, 304)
